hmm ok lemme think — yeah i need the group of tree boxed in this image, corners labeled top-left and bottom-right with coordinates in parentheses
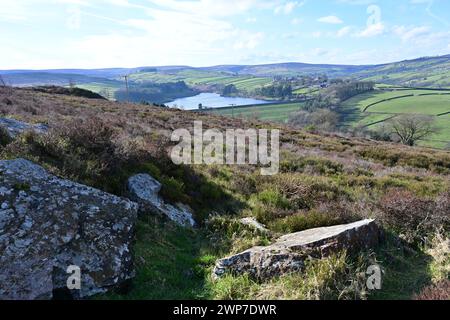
top-left (222, 84), bottom-right (239, 96)
top-left (304, 94), bottom-right (338, 111)
top-left (254, 83), bottom-right (292, 99)
top-left (274, 74), bottom-right (329, 87)
top-left (305, 80), bottom-right (375, 111)
top-left (329, 80), bottom-right (375, 101)
top-left (290, 80), bottom-right (375, 132)
top-left (288, 109), bottom-right (339, 132)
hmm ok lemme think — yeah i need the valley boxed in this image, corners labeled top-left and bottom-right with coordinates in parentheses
top-left (1, 86), bottom-right (448, 300)
top-left (2, 55), bottom-right (450, 151)
top-left (2, 0), bottom-right (450, 304)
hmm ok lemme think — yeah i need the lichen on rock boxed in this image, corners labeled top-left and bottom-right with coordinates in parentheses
top-left (213, 219), bottom-right (381, 280)
top-left (0, 158), bottom-right (138, 300)
top-left (127, 173), bottom-right (196, 228)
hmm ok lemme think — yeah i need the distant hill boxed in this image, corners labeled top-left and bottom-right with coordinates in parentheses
top-left (2, 54), bottom-right (450, 88)
top-left (201, 55), bottom-right (450, 87)
top-left (200, 63), bottom-right (374, 78)
top-left (0, 72), bottom-right (123, 87)
top-left (352, 55), bottom-right (450, 87)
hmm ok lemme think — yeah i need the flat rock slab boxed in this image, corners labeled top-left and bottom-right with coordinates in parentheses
top-left (127, 174), bottom-right (196, 227)
top-left (0, 159), bottom-right (138, 300)
top-left (0, 117), bottom-right (48, 138)
top-left (213, 219), bottom-right (381, 279)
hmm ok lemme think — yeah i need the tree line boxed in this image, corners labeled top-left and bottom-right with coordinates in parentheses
top-left (289, 80), bottom-right (375, 133)
top-left (253, 83), bottom-right (293, 99)
top-left (115, 81), bottom-right (196, 104)
top-left (304, 80), bottom-right (375, 111)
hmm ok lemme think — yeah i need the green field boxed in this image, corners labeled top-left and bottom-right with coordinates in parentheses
top-left (74, 70), bottom-right (273, 100)
top-left (205, 102), bottom-right (304, 122)
top-left (424, 114), bottom-right (450, 148)
top-left (129, 70), bottom-right (272, 92)
top-left (340, 89), bottom-right (450, 148)
top-left (369, 94), bottom-right (450, 114)
top-left (354, 56), bottom-right (450, 88)
top-left (341, 89), bottom-right (449, 112)
top-left (77, 81), bottom-right (123, 99)
top-left (71, 64), bottom-right (450, 149)
top-left (204, 88), bottom-right (450, 148)
top-left (293, 87), bottom-right (320, 95)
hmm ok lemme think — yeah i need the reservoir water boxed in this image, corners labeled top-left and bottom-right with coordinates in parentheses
top-left (166, 92), bottom-right (270, 110)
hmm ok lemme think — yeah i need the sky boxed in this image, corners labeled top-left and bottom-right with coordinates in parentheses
top-left (1, 0), bottom-right (450, 69)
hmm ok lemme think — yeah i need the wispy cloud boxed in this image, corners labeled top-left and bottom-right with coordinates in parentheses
top-left (274, 1), bottom-right (304, 15)
top-left (0, 2), bottom-right (30, 22)
top-left (356, 23), bottom-right (385, 37)
top-left (147, 0), bottom-right (277, 17)
top-left (410, 0), bottom-right (450, 27)
top-left (337, 26), bottom-right (352, 37)
top-left (393, 25), bottom-right (431, 42)
top-left (1, 0), bottom-right (450, 69)
top-left (318, 15), bottom-right (343, 24)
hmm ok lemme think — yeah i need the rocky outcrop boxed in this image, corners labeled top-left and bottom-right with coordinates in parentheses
top-left (127, 174), bottom-right (196, 228)
top-left (239, 217), bottom-right (270, 234)
top-left (0, 117), bottom-right (48, 139)
top-left (213, 219), bottom-right (381, 279)
top-left (0, 159), bottom-right (138, 300)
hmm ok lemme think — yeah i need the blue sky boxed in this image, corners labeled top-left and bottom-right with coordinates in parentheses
top-left (1, 0), bottom-right (450, 69)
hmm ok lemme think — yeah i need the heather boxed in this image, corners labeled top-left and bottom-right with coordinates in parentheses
top-left (1, 87), bottom-right (449, 300)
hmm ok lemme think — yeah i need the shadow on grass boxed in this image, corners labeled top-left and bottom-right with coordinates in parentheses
top-left (101, 226), bottom-right (436, 300)
top-left (100, 216), bottom-right (213, 300)
top-left (336, 105), bottom-right (368, 128)
top-left (369, 233), bottom-right (433, 300)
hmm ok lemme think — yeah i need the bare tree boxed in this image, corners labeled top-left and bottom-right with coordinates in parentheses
top-left (0, 74), bottom-right (13, 95)
top-left (288, 108), bottom-right (339, 132)
top-left (68, 78), bottom-right (76, 88)
top-left (122, 75), bottom-right (130, 102)
top-left (387, 114), bottom-right (437, 146)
